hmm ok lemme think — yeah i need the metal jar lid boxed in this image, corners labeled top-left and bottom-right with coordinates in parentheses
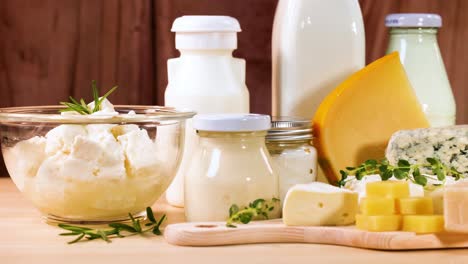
top-left (266, 117), bottom-right (313, 142)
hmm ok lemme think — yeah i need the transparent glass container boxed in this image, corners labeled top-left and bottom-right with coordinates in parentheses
top-left (266, 118), bottom-right (317, 203)
top-left (385, 14), bottom-right (456, 126)
top-left (0, 105), bottom-right (194, 224)
top-left (185, 128), bottom-right (280, 222)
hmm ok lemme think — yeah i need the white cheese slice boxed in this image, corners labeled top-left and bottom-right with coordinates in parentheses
top-left (283, 182), bottom-right (358, 226)
top-left (444, 181), bottom-right (468, 233)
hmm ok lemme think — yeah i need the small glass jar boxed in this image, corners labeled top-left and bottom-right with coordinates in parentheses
top-left (266, 117), bottom-right (317, 203)
top-left (185, 114), bottom-right (280, 222)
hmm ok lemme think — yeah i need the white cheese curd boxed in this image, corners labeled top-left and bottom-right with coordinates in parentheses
top-left (4, 100), bottom-right (169, 220)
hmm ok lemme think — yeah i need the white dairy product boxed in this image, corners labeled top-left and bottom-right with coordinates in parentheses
top-left (272, 0), bottom-right (365, 119)
top-left (283, 182), bottom-right (358, 226)
top-left (385, 14), bottom-right (456, 127)
top-left (184, 114), bottom-right (279, 222)
top-left (3, 100), bottom-right (169, 220)
top-left (165, 16), bottom-right (249, 207)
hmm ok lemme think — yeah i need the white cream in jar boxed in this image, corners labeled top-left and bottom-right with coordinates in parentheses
top-left (184, 114), bottom-right (280, 222)
top-left (266, 118), bottom-right (317, 203)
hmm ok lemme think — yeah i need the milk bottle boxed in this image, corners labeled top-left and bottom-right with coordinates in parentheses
top-left (165, 16), bottom-right (250, 207)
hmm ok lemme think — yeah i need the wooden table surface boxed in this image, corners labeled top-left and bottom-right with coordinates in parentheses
top-left (1, 178), bottom-right (468, 264)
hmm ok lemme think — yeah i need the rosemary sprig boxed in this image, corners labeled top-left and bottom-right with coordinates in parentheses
top-left (338, 157), bottom-right (464, 188)
top-left (226, 198), bottom-right (280, 228)
top-left (59, 80), bottom-right (118, 115)
top-left (58, 207), bottom-right (166, 244)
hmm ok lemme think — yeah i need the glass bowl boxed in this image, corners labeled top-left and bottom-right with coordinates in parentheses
top-left (0, 105), bottom-right (195, 224)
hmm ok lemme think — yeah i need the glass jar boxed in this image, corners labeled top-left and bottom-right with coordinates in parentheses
top-left (385, 13), bottom-right (456, 127)
top-left (184, 114), bottom-right (280, 222)
top-left (266, 117), bottom-right (317, 203)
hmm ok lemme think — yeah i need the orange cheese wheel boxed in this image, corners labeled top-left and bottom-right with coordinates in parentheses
top-left (312, 52), bottom-right (430, 184)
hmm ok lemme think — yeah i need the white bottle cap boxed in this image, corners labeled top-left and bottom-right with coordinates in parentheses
top-left (171, 16), bottom-right (241, 50)
top-left (385, 13), bottom-right (442, 28)
top-left (193, 114), bottom-right (271, 132)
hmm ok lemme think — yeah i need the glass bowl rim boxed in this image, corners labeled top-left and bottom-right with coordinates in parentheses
top-left (0, 105), bottom-right (196, 124)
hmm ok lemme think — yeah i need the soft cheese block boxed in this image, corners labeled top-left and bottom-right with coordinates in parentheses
top-left (312, 52), bottom-right (429, 184)
top-left (444, 182), bottom-right (468, 233)
top-left (386, 126), bottom-right (468, 176)
top-left (283, 182), bottom-right (358, 226)
top-left (402, 215), bottom-right (444, 234)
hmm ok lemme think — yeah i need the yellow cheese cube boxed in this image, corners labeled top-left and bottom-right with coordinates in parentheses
top-left (360, 197), bottom-right (396, 215)
top-left (397, 197), bottom-right (433, 215)
top-left (366, 181), bottom-right (409, 199)
top-left (402, 215), bottom-right (444, 234)
top-left (356, 214), bottom-right (402, 232)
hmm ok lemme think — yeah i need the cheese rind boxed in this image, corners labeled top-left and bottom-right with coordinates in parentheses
top-left (313, 52), bottom-right (429, 184)
top-left (283, 182), bottom-right (358, 226)
top-left (366, 181), bottom-right (410, 199)
top-left (356, 214), bottom-right (402, 232)
top-left (360, 197), bottom-right (395, 215)
top-left (402, 215), bottom-right (444, 234)
top-left (397, 197), bottom-right (433, 215)
top-left (444, 183), bottom-right (468, 233)
top-left (386, 126), bottom-right (468, 177)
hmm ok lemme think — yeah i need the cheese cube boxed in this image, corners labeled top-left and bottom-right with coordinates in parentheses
top-left (397, 197), bottom-right (433, 215)
top-left (444, 183), bottom-right (468, 233)
top-left (283, 182), bottom-right (358, 226)
top-left (360, 197), bottom-right (396, 215)
top-left (356, 214), bottom-right (402, 231)
top-left (366, 181), bottom-right (409, 199)
top-left (402, 215), bottom-right (444, 234)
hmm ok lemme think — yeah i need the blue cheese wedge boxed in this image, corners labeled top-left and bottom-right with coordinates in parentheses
top-left (283, 182), bottom-right (358, 226)
top-left (385, 126), bottom-right (468, 176)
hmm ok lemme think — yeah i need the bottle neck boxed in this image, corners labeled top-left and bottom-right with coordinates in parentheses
top-left (389, 28), bottom-right (439, 39)
top-left (178, 49), bottom-right (234, 57)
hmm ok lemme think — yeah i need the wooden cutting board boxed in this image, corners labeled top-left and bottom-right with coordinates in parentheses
top-left (164, 219), bottom-right (468, 250)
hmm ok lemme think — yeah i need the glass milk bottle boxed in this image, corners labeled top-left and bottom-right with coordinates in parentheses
top-left (165, 16), bottom-right (250, 207)
top-left (185, 114), bottom-right (280, 222)
top-left (272, 0), bottom-right (365, 119)
top-left (385, 13), bottom-right (456, 126)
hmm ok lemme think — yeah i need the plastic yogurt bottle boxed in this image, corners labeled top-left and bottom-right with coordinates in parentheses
top-left (184, 114), bottom-right (280, 222)
top-left (165, 16), bottom-right (250, 207)
top-left (385, 13), bottom-right (456, 127)
top-left (266, 117), bottom-right (317, 203)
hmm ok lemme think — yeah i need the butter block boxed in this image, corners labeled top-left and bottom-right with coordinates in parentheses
top-left (397, 197), bottom-right (433, 215)
top-left (366, 181), bottom-right (410, 199)
top-left (356, 214), bottom-right (402, 232)
top-left (402, 215), bottom-right (444, 234)
top-left (444, 183), bottom-right (468, 233)
top-left (283, 182), bottom-right (358, 226)
top-left (360, 197), bottom-right (396, 215)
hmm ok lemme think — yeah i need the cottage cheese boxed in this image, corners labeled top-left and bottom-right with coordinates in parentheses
top-left (3, 100), bottom-right (169, 220)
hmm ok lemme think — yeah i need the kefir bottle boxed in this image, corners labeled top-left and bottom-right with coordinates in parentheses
top-left (385, 14), bottom-right (456, 126)
top-left (165, 16), bottom-right (250, 207)
top-left (185, 114), bottom-right (279, 222)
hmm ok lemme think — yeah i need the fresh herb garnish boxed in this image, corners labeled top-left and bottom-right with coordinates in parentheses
top-left (338, 157), bottom-right (464, 188)
top-left (59, 80), bottom-right (117, 115)
top-left (58, 207), bottom-right (166, 244)
top-left (226, 198), bottom-right (280, 228)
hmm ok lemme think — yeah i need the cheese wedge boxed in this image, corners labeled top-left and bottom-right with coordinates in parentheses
top-left (313, 52), bottom-right (429, 184)
top-left (283, 182), bottom-right (358, 226)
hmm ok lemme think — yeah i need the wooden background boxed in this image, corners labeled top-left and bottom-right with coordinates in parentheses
top-left (0, 0), bottom-right (467, 176)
